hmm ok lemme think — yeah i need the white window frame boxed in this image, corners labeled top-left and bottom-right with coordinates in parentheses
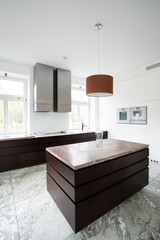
top-left (0, 75), bottom-right (27, 134)
top-left (70, 84), bottom-right (90, 130)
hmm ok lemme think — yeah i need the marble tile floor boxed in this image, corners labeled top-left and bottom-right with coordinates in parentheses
top-left (0, 162), bottom-right (160, 240)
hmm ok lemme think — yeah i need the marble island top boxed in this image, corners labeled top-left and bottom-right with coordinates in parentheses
top-left (46, 139), bottom-right (149, 170)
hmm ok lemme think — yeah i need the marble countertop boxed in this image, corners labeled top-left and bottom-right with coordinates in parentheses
top-left (0, 130), bottom-right (95, 141)
top-left (32, 130), bottom-right (93, 137)
top-left (0, 134), bottom-right (35, 141)
top-left (46, 139), bottom-right (149, 170)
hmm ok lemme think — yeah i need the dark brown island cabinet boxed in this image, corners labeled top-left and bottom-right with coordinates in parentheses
top-left (0, 131), bottom-right (108, 172)
top-left (46, 139), bottom-right (149, 233)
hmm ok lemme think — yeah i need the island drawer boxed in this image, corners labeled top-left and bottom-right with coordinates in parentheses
top-left (47, 167), bottom-right (148, 233)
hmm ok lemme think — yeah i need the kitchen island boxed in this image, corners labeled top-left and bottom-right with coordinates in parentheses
top-left (46, 139), bottom-right (149, 233)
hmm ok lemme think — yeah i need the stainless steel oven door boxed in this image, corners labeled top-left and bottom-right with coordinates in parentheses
top-left (130, 106), bottom-right (147, 124)
top-left (117, 108), bottom-right (130, 124)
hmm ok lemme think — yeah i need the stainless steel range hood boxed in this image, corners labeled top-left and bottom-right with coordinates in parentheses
top-left (34, 63), bottom-right (71, 112)
top-left (34, 63), bottom-right (55, 112)
top-left (54, 68), bottom-right (71, 112)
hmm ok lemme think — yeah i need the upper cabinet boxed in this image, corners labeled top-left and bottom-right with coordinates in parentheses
top-left (34, 63), bottom-right (54, 112)
top-left (116, 80), bottom-right (131, 107)
top-left (54, 68), bottom-right (71, 112)
top-left (130, 75), bottom-right (146, 106)
top-left (146, 69), bottom-right (160, 101)
top-left (116, 75), bottom-right (146, 107)
top-left (34, 63), bottom-right (71, 112)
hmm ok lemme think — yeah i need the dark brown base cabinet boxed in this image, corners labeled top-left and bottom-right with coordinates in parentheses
top-left (0, 131), bottom-right (107, 172)
top-left (46, 148), bottom-right (149, 233)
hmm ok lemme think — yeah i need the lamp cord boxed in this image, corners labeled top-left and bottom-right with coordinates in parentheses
top-left (98, 28), bottom-right (100, 73)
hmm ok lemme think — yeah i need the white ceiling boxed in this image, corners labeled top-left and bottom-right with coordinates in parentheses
top-left (0, 0), bottom-right (160, 77)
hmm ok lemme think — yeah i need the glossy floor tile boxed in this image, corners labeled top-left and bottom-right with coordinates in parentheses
top-left (0, 204), bottom-right (19, 240)
top-left (149, 161), bottom-right (160, 180)
top-left (11, 164), bottom-right (46, 203)
top-left (0, 171), bottom-right (14, 208)
top-left (15, 192), bottom-right (73, 240)
top-left (0, 162), bottom-right (160, 240)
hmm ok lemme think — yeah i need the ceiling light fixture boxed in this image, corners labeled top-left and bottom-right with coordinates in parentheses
top-left (86, 23), bottom-right (113, 97)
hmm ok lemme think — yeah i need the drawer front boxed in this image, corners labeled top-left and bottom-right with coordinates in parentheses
top-left (47, 173), bottom-right (76, 231)
top-left (123, 158), bottom-right (148, 179)
top-left (122, 168), bottom-right (148, 201)
top-left (75, 156), bottom-right (123, 186)
top-left (47, 163), bottom-right (75, 201)
top-left (0, 154), bottom-right (18, 172)
top-left (18, 151), bottom-right (45, 168)
top-left (123, 149), bottom-right (149, 167)
top-left (46, 152), bottom-right (75, 185)
top-left (0, 148), bottom-right (18, 156)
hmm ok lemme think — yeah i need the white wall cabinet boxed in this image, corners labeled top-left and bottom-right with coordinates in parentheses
top-left (147, 100), bottom-right (160, 142)
top-left (146, 70), bottom-right (160, 101)
top-left (130, 75), bottom-right (146, 106)
top-left (147, 100), bottom-right (160, 161)
top-left (116, 75), bottom-right (146, 107)
top-left (116, 80), bottom-right (131, 107)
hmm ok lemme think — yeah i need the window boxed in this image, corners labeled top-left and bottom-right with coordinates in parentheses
top-left (0, 101), bottom-right (4, 132)
top-left (0, 75), bottom-right (27, 134)
top-left (69, 85), bottom-right (90, 130)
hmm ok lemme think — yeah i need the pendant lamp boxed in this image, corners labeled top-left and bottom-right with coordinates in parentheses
top-left (86, 24), bottom-right (113, 97)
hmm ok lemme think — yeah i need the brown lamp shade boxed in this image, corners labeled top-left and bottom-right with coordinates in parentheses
top-left (86, 74), bottom-right (113, 97)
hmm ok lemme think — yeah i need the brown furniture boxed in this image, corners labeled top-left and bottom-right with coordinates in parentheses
top-left (0, 131), bottom-right (107, 172)
top-left (46, 139), bottom-right (149, 233)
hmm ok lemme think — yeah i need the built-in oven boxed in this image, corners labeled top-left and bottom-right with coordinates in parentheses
top-left (117, 108), bottom-right (130, 124)
top-left (130, 106), bottom-right (147, 124)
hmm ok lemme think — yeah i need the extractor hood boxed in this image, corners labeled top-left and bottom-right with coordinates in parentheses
top-left (34, 63), bottom-right (55, 112)
top-left (54, 68), bottom-right (71, 112)
top-left (34, 63), bottom-right (71, 112)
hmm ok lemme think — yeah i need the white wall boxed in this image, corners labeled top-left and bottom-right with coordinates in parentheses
top-left (99, 58), bottom-right (160, 161)
top-left (0, 60), bottom-right (85, 134)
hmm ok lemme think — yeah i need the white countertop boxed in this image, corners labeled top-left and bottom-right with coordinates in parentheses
top-left (0, 130), bottom-right (95, 141)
